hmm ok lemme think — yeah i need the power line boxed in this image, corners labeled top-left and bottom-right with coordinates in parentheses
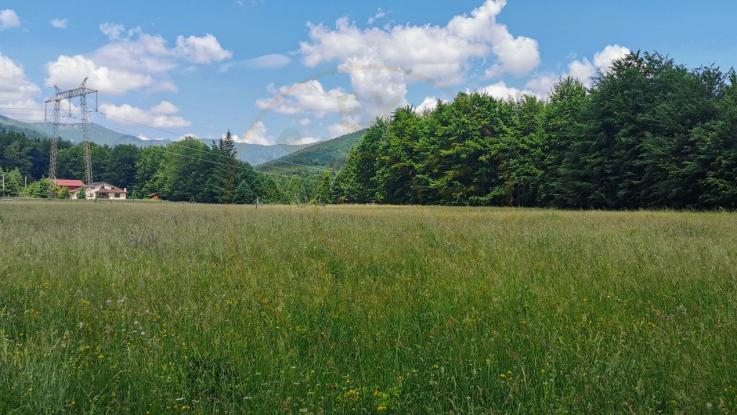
top-left (88, 111), bottom-right (351, 168)
top-left (5, 105), bottom-right (353, 171)
top-left (85, 112), bottom-right (342, 175)
top-left (261, 158), bottom-right (333, 172)
top-left (3, 104), bottom-right (350, 180)
top-left (42, 117), bottom-right (323, 183)
top-left (152, 144), bottom-right (323, 183)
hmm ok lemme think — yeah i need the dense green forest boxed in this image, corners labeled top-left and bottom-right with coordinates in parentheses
top-left (0, 130), bottom-right (280, 203)
top-left (3, 52), bottom-right (737, 208)
top-left (327, 53), bottom-right (737, 209)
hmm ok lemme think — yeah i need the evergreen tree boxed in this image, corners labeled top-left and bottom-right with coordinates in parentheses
top-left (333, 120), bottom-right (386, 203)
top-left (163, 138), bottom-right (214, 202)
top-left (699, 71), bottom-right (737, 208)
top-left (204, 130), bottom-right (239, 203)
top-left (133, 146), bottom-right (167, 199)
top-left (313, 170), bottom-right (334, 204)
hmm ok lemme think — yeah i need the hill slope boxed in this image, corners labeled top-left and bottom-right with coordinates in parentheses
top-left (258, 129), bottom-right (366, 176)
top-left (0, 115), bottom-right (47, 139)
top-left (0, 115), bottom-right (304, 165)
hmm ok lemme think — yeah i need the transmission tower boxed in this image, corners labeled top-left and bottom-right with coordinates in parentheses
top-left (47, 87), bottom-right (61, 180)
top-left (44, 78), bottom-right (98, 185)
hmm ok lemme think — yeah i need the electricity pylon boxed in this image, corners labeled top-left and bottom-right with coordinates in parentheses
top-left (44, 78), bottom-right (98, 185)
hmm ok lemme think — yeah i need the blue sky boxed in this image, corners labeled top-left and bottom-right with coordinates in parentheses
top-left (1, 0), bottom-right (736, 145)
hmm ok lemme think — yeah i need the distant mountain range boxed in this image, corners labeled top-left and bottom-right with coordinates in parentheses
top-left (0, 114), bottom-right (307, 166)
top-left (258, 129), bottom-right (366, 176)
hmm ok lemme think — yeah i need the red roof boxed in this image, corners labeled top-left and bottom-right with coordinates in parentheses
top-left (53, 179), bottom-right (85, 188)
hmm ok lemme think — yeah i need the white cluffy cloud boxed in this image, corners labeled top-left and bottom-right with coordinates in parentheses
top-left (238, 120), bottom-right (322, 146)
top-left (174, 34), bottom-right (233, 64)
top-left (256, 80), bottom-right (360, 117)
top-left (329, 115), bottom-right (361, 137)
top-left (240, 120), bottom-right (272, 145)
top-left (45, 24), bottom-right (232, 95)
top-left (99, 22), bottom-right (125, 40)
top-left (480, 44), bottom-right (631, 101)
top-left (575, 45), bottom-right (631, 85)
top-left (0, 9), bottom-right (20, 31)
top-left (100, 101), bottom-right (191, 128)
top-left (50, 18), bottom-right (68, 29)
top-left (297, 0), bottom-right (539, 120)
top-left (46, 55), bottom-right (162, 95)
top-left (479, 81), bottom-right (536, 101)
top-left (414, 97), bottom-right (449, 114)
top-left (0, 52), bottom-right (42, 121)
top-left (536, 44), bottom-right (631, 92)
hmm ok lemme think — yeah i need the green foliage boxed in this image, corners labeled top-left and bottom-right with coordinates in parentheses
top-left (0, 130), bottom-right (280, 204)
top-left (3, 50), bottom-right (737, 209)
top-left (259, 130), bottom-right (366, 174)
top-left (259, 130), bottom-right (367, 203)
top-left (313, 170), bottom-right (334, 204)
top-left (333, 120), bottom-right (386, 203)
top-left (106, 145), bottom-right (140, 191)
top-left (21, 178), bottom-right (64, 199)
top-left (334, 52), bottom-right (737, 209)
top-left (132, 146), bottom-right (167, 199)
top-left (0, 168), bottom-right (22, 197)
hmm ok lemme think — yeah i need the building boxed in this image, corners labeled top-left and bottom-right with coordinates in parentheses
top-left (53, 179), bottom-right (85, 194)
top-left (148, 193), bottom-right (161, 201)
top-left (70, 182), bottom-right (128, 200)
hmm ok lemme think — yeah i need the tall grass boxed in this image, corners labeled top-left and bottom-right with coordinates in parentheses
top-left (1, 201), bottom-right (735, 413)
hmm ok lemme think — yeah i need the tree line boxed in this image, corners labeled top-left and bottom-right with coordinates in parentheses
top-left (322, 53), bottom-right (737, 209)
top-left (4, 52), bottom-right (737, 209)
top-left (0, 130), bottom-right (279, 203)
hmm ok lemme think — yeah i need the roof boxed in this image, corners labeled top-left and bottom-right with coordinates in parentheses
top-left (89, 182), bottom-right (127, 193)
top-left (94, 188), bottom-right (127, 194)
top-left (53, 179), bottom-right (85, 188)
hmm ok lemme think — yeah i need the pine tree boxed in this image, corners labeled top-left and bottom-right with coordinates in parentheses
top-left (205, 130), bottom-right (239, 203)
top-left (313, 170), bottom-right (334, 204)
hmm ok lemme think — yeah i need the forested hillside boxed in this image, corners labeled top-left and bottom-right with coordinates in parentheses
top-left (258, 130), bottom-right (367, 203)
top-left (259, 130), bottom-right (366, 174)
top-left (327, 53), bottom-right (737, 209)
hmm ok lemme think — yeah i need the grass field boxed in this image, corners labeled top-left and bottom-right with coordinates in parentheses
top-left (1, 201), bottom-right (736, 414)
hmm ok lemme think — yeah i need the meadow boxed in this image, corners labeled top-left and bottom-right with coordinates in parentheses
top-left (1, 201), bottom-right (736, 414)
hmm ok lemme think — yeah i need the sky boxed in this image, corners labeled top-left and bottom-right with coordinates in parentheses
top-left (1, 0), bottom-right (736, 146)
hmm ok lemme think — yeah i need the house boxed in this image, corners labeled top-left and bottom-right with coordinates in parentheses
top-left (148, 193), bottom-right (161, 201)
top-left (53, 179), bottom-right (85, 194)
top-left (72, 182), bottom-right (128, 200)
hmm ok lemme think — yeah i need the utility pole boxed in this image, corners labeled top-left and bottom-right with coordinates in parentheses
top-left (44, 78), bottom-right (98, 186)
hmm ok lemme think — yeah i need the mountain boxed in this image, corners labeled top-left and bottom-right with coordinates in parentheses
top-left (31, 121), bottom-right (148, 147)
top-left (258, 129), bottom-right (366, 176)
top-left (0, 115), bottom-right (47, 139)
top-left (0, 115), bottom-right (305, 166)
